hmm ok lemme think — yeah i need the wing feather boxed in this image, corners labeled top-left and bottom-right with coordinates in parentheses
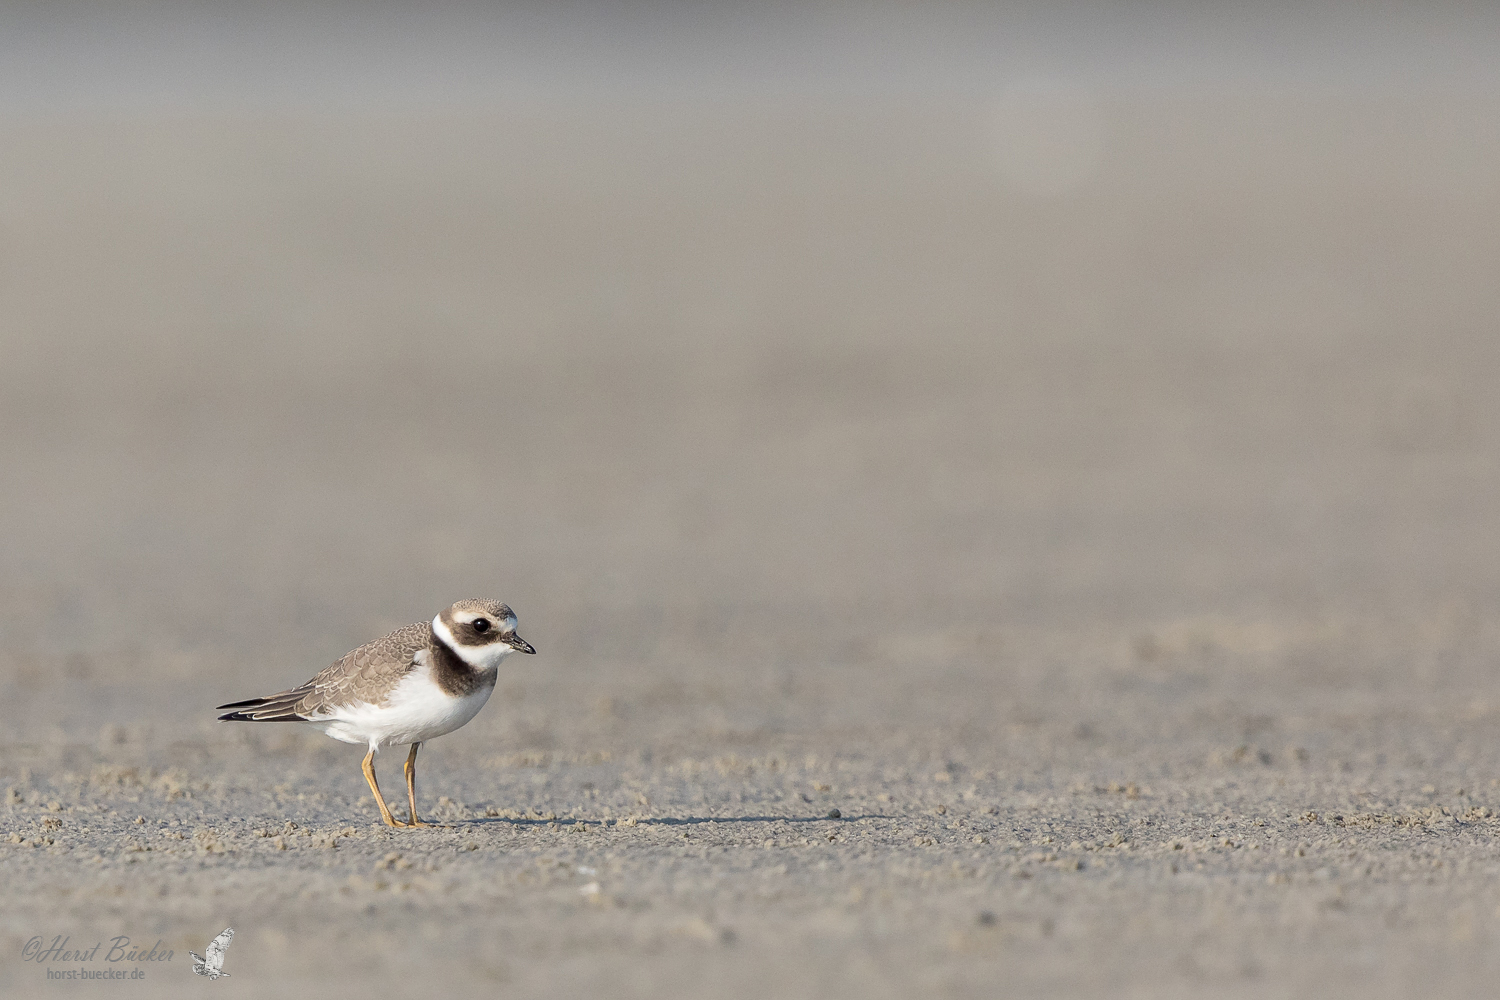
top-left (216, 621), bottom-right (431, 721)
top-left (204, 928), bottom-right (234, 968)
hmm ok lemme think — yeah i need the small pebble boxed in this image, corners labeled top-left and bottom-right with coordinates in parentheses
top-left (826, 808), bottom-right (842, 819)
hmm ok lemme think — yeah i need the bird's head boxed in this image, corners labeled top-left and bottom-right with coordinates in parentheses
top-left (432, 599), bottom-right (536, 669)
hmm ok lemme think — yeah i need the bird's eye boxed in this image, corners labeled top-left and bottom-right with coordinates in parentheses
top-left (472, 618), bottom-right (491, 633)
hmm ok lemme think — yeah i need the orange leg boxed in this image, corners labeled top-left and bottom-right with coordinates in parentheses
top-left (403, 743), bottom-right (434, 827)
top-left (361, 748), bottom-right (404, 827)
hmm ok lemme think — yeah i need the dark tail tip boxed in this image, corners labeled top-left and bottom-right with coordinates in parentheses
top-left (215, 697), bottom-right (268, 711)
top-left (218, 710), bottom-right (307, 723)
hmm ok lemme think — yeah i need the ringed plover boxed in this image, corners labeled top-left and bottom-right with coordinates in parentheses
top-left (217, 599), bottom-right (535, 827)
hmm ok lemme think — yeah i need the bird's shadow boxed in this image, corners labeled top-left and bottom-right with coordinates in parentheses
top-left (457, 813), bottom-right (890, 827)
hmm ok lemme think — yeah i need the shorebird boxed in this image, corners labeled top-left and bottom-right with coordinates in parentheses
top-left (216, 600), bottom-right (535, 827)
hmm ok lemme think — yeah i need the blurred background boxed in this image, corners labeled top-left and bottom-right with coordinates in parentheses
top-left (2, 0), bottom-right (1499, 746)
top-left (8, 5), bottom-right (1500, 995)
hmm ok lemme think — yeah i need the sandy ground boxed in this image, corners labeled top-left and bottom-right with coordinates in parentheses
top-left (3, 95), bottom-right (1500, 998)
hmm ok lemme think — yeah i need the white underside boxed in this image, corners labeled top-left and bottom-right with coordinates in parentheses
top-left (304, 656), bottom-right (498, 751)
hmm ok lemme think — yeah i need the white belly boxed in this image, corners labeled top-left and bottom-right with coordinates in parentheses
top-left (305, 664), bottom-right (496, 751)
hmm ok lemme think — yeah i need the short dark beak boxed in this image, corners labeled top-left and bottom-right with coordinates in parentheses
top-left (508, 634), bottom-right (536, 655)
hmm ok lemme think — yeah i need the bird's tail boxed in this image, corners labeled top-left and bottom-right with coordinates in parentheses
top-left (215, 689), bottom-right (311, 722)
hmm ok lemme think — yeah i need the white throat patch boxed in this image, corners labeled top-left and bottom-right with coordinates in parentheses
top-left (431, 615), bottom-right (514, 671)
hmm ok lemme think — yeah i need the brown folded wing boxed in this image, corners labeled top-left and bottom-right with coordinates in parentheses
top-left (216, 621), bottom-right (431, 721)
